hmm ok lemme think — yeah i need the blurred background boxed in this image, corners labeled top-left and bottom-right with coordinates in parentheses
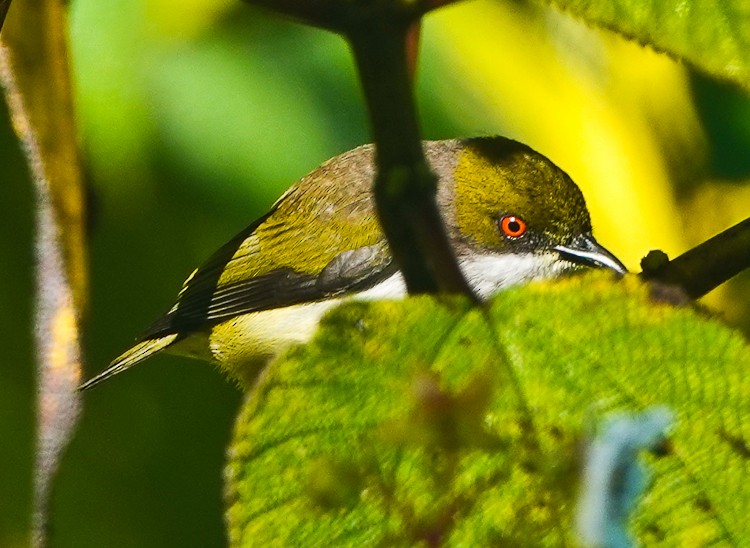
top-left (2, 0), bottom-right (749, 546)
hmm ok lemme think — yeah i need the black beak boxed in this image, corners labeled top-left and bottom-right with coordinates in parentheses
top-left (554, 234), bottom-right (628, 275)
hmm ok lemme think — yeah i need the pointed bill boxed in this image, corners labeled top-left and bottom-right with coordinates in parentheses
top-left (554, 234), bottom-right (627, 275)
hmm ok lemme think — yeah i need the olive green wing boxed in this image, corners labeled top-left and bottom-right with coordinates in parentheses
top-left (144, 240), bottom-right (395, 339)
top-left (143, 150), bottom-right (391, 338)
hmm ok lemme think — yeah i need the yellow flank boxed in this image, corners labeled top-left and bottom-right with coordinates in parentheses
top-left (207, 300), bottom-right (341, 388)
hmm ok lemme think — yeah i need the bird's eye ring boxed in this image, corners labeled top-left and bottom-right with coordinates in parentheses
top-left (500, 215), bottom-right (527, 238)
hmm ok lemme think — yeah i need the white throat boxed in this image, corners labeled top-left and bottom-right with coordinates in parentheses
top-left (357, 252), bottom-right (570, 302)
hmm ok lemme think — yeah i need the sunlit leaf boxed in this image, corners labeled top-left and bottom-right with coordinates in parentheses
top-left (550, 0), bottom-right (750, 89)
top-left (226, 273), bottom-right (749, 545)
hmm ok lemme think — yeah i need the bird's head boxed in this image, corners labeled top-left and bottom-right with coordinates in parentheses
top-left (433, 137), bottom-right (626, 296)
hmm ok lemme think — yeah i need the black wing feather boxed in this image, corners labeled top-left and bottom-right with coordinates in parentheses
top-left (143, 237), bottom-right (395, 339)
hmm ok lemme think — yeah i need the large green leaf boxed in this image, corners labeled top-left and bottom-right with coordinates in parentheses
top-left (225, 273), bottom-right (750, 545)
top-left (550, 0), bottom-right (750, 89)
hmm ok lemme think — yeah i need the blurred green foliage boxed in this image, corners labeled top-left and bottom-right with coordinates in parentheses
top-left (1, 0), bottom-right (750, 546)
top-left (0, 98), bottom-right (34, 548)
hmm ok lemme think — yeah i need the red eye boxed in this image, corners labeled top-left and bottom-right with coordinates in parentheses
top-left (500, 215), bottom-right (527, 238)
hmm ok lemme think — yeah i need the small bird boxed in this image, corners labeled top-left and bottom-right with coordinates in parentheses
top-left (80, 137), bottom-right (626, 390)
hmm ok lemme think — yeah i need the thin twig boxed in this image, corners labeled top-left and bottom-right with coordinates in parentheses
top-left (641, 217), bottom-right (750, 299)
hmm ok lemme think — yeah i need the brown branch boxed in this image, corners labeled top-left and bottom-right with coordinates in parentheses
top-left (241, 0), bottom-right (463, 31)
top-left (242, 0), bottom-right (474, 297)
top-left (405, 21), bottom-right (421, 79)
top-left (0, 0), bottom-right (11, 33)
top-left (241, 0), bottom-right (347, 30)
top-left (347, 18), bottom-right (473, 295)
top-left (641, 217), bottom-right (750, 299)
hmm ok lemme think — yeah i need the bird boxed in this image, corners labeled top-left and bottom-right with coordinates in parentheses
top-left (79, 136), bottom-right (626, 391)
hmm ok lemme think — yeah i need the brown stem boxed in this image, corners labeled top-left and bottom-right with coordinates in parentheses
top-left (240, 0), bottom-right (464, 31)
top-left (0, 0), bottom-right (11, 33)
top-left (641, 217), bottom-right (750, 299)
top-left (238, 0), bottom-right (473, 296)
top-left (405, 22), bottom-right (421, 79)
top-left (347, 17), bottom-right (474, 297)
top-left (242, 0), bottom-right (347, 30)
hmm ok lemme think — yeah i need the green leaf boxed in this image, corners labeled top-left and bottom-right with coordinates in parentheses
top-left (549, 0), bottom-right (750, 89)
top-left (225, 272), bottom-right (750, 545)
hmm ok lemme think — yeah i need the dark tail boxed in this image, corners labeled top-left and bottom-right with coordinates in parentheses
top-left (78, 334), bottom-right (179, 391)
